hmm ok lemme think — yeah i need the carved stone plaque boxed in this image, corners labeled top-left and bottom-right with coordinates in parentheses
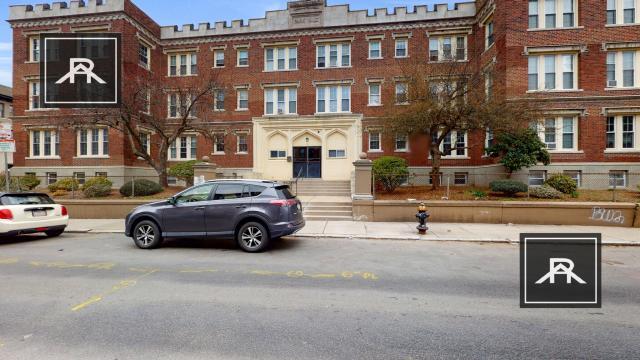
top-left (288, 0), bottom-right (325, 29)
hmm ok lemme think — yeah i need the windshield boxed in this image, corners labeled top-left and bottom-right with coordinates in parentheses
top-left (0, 194), bottom-right (55, 206)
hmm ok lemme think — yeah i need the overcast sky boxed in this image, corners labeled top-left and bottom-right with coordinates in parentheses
top-left (0, 0), bottom-right (461, 87)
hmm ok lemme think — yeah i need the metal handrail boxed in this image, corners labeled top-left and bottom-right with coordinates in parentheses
top-left (292, 167), bottom-right (304, 195)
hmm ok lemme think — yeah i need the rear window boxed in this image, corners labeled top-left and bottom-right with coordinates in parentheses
top-left (246, 185), bottom-right (267, 197)
top-left (275, 185), bottom-right (296, 199)
top-left (1, 194), bottom-right (54, 206)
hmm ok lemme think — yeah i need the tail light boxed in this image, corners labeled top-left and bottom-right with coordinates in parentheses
top-left (61, 206), bottom-right (68, 216)
top-left (0, 209), bottom-right (14, 220)
top-left (270, 199), bottom-right (297, 207)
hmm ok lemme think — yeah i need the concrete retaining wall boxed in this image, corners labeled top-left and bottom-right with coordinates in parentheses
top-left (353, 200), bottom-right (640, 228)
top-left (59, 200), bottom-right (152, 219)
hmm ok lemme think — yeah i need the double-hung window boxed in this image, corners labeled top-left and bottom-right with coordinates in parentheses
top-left (264, 46), bottom-right (297, 71)
top-left (214, 50), bottom-right (225, 68)
top-left (264, 87), bottom-right (297, 115)
top-left (368, 39), bottom-right (382, 59)
top-left (606, 50), bottom-right (639, 88)
top-left (236, 88), bottom-right (249, 111)
top-left (606, 115), bottom-right (637, 151)
top-left (607, 0), bottom-right (639, 24)
top-left (368, 82), bottom-right (382, 106)
top-left (139, 132), bottom-right (150, 155)
top-left (316, 85), bottom-right (351, 113)
top-left (528, 53), bottom-right (578, 91)
top-left (78, 128), bottom-right (109, 157)
top-left (28, 81), bottom-right (40, 110)
top-left (529, 0), bottom-right (577, 29)
top-left (485, 20), bottom-right (495, 49)
top-left (168, 94), bottom-right (179, 118)
top-left (30, 130), bottom-right (59, 158)
top-left (395, 82), bottom-right (408, 104)
top-left (428, 36), bottom-right (467, 61)
top-left (395, 134), bottom-right (408, 152)
top-left (623, 51), bottom-right (636, 87)
top-left (168, 53), bottom-right (197, 76)
top-left (214, 90), bottom-right (225, 111)
top-left (169, 135), bottom-right (197, 160)
top-left (624, 0), bottom-right (637, 23)
top-left (438, 130), bottom-right (468, 157)
top-left (609, 170), bottom-right (628, 188)
top-left (368, 131), bottom-right (381, 151)
top-left (237, 134), bottom-right (248, 154)
top-left (29, 36), bottom-right (40, 62)
top-left (395, 38), bottom-right (408, 58)
top-left (536, 116), bottom-right (578, 151)
top-left (237, 48), bottom-right (249, 67)
top-left (139, 42), bottom-right (150, 69)
top-left (316, 42), bottom-right (350, 68)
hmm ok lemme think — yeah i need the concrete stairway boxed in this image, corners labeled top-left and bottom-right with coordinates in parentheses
top-left (294, 180), bottom-right (351, 197)
top-left (302, 201), bottom-right (353, 221)
top-left (294, 180), bottom-right (353, 221)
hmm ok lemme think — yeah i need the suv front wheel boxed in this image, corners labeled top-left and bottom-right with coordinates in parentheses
top-left (133, 220), bottom-right (163, 249)
top-left (237, 222), bottom-right (270, 253)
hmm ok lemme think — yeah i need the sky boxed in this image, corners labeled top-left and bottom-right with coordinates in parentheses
top-left (0, 0), bottom-right (460, 87)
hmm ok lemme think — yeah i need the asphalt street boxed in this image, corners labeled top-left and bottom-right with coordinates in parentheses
top-left (0, 233), bottom-right (638, 359)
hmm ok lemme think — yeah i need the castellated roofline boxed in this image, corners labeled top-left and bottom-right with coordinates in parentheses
top-left (9, 0), bottom-right (125, 21)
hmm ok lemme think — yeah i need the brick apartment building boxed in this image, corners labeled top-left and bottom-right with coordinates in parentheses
top-left (7, 0), bottom-right (640, 189)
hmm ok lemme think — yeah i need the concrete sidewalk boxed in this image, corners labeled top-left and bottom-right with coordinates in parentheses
top-left (66, 219), bottom-right (640, 246)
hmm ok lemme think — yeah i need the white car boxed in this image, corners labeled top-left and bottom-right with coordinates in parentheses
top-left (0, 193), bottom-right (69, 237)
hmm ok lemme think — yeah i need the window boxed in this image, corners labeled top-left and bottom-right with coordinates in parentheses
top-left (213, 184), bottom-right (246, 200)
top-left (214, 90), bottom-right (225, 111)
top-left (139, 42), bottom-right (150, 69)
top-left (177, 184), bottom-right (216, 204)
top-left (264, 46), bottom-right (297, 71)
top-left (264, 87), bottom-right (297, 115)
top-left (139, 132), bottom-right (150, 155)
top-left (169, 135), bottom-right (197, 160)
top-left (607, 0), bottom-right (639, 24)
top-left (563, 0), bottom-right (575, 27)
top-left (78, 128), bottom-right (109, 157)
top-left (529, 0), bottom-right (577, 28)
top-left (606, 51), bottom-right (639, 88)
top-left (368, 83), bottom-right (381, 106)
top-left (485, 20), bottom-right (495, 49)
top-left (46, 172), bottom-right (57, 186)
top-left (545, 0), bottom-right (557, 28)
top-left (316, 85), bottom-right (350, 113)
top-left (237, 48), bottom-right (249, 67)
top-left (485, 73), bottom-right (494, 100)
top-left (485, 128), bottom-right (495, 149)
top-left (528, 53), bottom-right (577, 91)
top-left (607, 52), bottom-right (617, 87)
top-left (95, 172), bottom-right (107, 178)
top-left (429, 36), bottom-right (467, 61)
top-left (395, 82), bottom-right (408, 104)
top-left (395, 38), bottom-right (408, 58)
top-left (29, 130), bottom-right (59, 158)
top-left (270, 150), bottom-right (287, 159)
top-left (623, 51), bottom-right (636, 87)
top-left (624, 0), bottom-right (636, 23)
top-left (529, 0), bottom-right (539, 28)
top-left (454, 173), bottom-right (468, 186)
top-left (606, 115), bottom-right (639, 150)
top-left (28, 81), bottom-right (40, 110)
top-left (214, 50), bottom-right (225, 68)
top-left (237, 134), bottom-right (248, 153)
top-left (563, 170), bottom-right (582, 187)
top-left (535, 116), bottom-right (578, 151)
top-left (528, 170), bottom-right (547, 186)
top-left (168, 53), bottom-right (197, 76)
top-left (73, 172), bottom-right (86, 185)
top-left (369, 131), bottom-right (381, 151)
top-left (213, 133), bottom-right (225, 154)
top-left (395, 134), bottom-right (408, 152)
top-left (236, 88), bottom-right (249, 111)
top-left (438, 131), bottom-right (468, 157)
top-left (316, 43), bottom-right (350, 68)
top-left (608, 0), bottom-right (617, 24)
top-left (168, 94), bottom-right (178, 118)
top-left (29, 36), bottom-right (40, 62)
top-left (369, 40), bottom-right (382, 59)
top-left (609, 170), bottom-right (628, 188)
top-left (328, 149), bottom-right (346, 158)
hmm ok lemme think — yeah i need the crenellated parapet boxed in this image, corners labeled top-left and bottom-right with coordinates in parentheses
top-left (9, 0), bottom-right (125, 21)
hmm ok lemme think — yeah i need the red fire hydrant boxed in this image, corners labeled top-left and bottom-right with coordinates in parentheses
top-left (416, 203), bottom-right (430, 235)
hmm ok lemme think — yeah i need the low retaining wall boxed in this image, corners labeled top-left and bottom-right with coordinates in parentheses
top-left (59, 200), bottom-right (152, 219)
top-left (353, 200), bottom-right (640, 228)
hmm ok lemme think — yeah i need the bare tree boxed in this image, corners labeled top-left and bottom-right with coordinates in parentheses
top-left (383, 56), bottom-right (539, 189)
top-left (64, 73), bottom-right (224, 187)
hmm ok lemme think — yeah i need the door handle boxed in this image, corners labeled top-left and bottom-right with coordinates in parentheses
top-left (235, 205), bottom-right (247, 209)
top-left (194, 207), bottom-right (205, 211)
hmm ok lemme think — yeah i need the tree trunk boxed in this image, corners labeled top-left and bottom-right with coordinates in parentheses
top-left (430, 144), bottom-right (441, 191)
top-left (154, 151), bottom-right (169, 188)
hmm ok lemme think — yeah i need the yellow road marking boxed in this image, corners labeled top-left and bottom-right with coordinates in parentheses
top-left (71, 270), bottom-right (158, 312)
top-left (250, 270), bottom-right (281, 276)
top-left (0, 258), bottom-right (18, 265)
top-left (30, 261), bottom-right (115, 270)
top-left (179, 269), bottom-right (218, 273)
top-left (310, 273), bottom-right (337, 279)
top-left (70, 295), bottom-right (103, 312)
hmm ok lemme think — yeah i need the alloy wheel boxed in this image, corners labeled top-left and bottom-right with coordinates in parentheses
top-left (136, 224), bottom-right (155, 246)
top-left (241, 226), bottom-right (263, 249)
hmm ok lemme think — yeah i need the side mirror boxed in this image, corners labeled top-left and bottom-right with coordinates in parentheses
top-left (167, 197), bottom-right (176, 205)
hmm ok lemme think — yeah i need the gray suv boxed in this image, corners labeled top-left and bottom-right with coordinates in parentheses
top-left (125, 180), bottom-right (305, 252)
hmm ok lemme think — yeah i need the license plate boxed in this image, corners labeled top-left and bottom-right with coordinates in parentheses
top-left (32, 210), bottom-right (47, 217)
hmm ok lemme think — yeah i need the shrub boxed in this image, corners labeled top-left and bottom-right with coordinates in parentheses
top-left (468, 189), bottom-right (488, 199)
top-left (168, 160), bottom-right (198, 187)
top-left (372, 156), bottom-right (409, 193)
top-left (0, 175), bottom-right (24, 192)
top-left (48, 178), bottom-right (80, 192)
top-left (490, 179), bottom-right (528, 196)
top-left (83, 183), bottom-right (112, 198)
top-left (544, 174), bottom-right (577, 195)
top-left (51, 190), bottom-right (68, 197)
top-left (530, 185), bottom-right (563, 199)
top-left (82, 177), bottom-right (113, 191)
top-left (119, 179), bottom-right (163, 197)
top-left (20, 174), bottom-right (41, 190)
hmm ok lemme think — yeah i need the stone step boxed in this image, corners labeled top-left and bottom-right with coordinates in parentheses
top-left (304, 215), bottom-right (354, 221)
top-left (303, 205), bottom-right (353, 211)
top-left (304, 210), bottom-right (353, 216)
top-left (297, 193), bottom-right (351, 197)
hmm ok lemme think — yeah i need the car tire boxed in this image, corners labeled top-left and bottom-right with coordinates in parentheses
top-left (133, 220), bottom-right (163, 249)
top-left (45, 229), bottom-right (65, 238)
top-left (237, 222), bottom-right (270, 253)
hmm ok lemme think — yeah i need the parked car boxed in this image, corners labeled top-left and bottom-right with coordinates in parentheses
top-left (0, 192), bottom-right (69, 237)
top-left (125, 180), bottom-right (305, 252)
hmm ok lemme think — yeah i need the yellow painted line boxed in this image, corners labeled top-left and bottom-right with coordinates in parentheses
top-left (250, 270), bottom-right (281, 276)
top-left (0, 258), bottom-right (18, 265)
top-left (30, 261), bottom-right (116, 270)
top-left (71, 270), bottom-right (158, 312)
top-left (309, 273), bottom-right (337, 279)
top-left (179, 269), bottom-right (218, 273)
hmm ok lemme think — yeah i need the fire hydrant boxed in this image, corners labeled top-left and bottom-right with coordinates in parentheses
top-left (416, 203), bottom-right (430, 235)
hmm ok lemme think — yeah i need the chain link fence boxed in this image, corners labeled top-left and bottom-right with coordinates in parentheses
top-left (372, 172), bottom-right (640, 203)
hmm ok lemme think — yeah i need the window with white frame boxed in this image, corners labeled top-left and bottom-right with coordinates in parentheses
top-left (527, 53), bottom-right (578, 91)
top-left (437, 130), bottom-right (468, 157)
top-left (213, 50), bottom-right (225, 68)
top-left (368, 39), bottom-right (382, 59)
top-left (29, 129), bottom-right (59, 158)
top-left (368, 131), bottom-right (381, 151)
top-left (485, 72), bottom-right (494, 100)
top-left (265, 46), bottom-right (297, 71)
top-left (368, 82), bottom-right (382, 106)
top-left (316, 43), bottom-right (351, 68)
top-left (237, 48), bottom-right (249, 67)
top-left (139, 42), bottom-right (150, 69)
top-left (528, 170), bottom-right (547, 186)
top-left (606, 50), bottom-right (639, 88)
top-left (563, 170), bottom-right (582, 187)
top-left (168, 53), bottom-right (197, 76)
top-left (395, 38), bottom-right (408, 58)
top-left (214, 90), bottom-right (225, 111)
top-left (167, 94), bottom-right (193, 118)
top-left (328, 149), bottom-right (346, 158)
top-left (529, 0), bottom-right (577, 29)
top-left (237, 134), bottom-right (248, 153)
top-left (485, 20), bottom-right (495, 49)
top-left (269, 150), bottom-right (287, 159)
top-left (77, 128), bottom-right (109, 157)
top-left (74, 172), bottom-right (86, 185)
top-left (29, 36), bottom-right (40, 62)
top-left (316, 85), bottom-right (351, 113)
top-left (535, 116), bottom-right (578, 151)
top-left (264, 87), bottom-right (297, 115)
top-left (46, 172), bottom-right (57, 186)
top-left (429, 35), bottom-right (467, 61)
top-left (169, 135), bottom-right (197, 160)
top-left (609, 170), bottom-right (628, 188)
top-left (28, 81), bottom-right (40, 110)
top-left (213, 133), bottom-right (225, 154)
top-left (606, 115), bottom-right (638, 150)
top-left (485, 128), bottom-right (495, 149)
top-left (607, 0), bottom-right (639, 24)
top-left (395, 82), bottom-right (408, 104)
top-left (236, 88), bottom-right (249, 111)
top-left (454, 172), bottom-right (469, 186)
top-left (139, 132), bottom-right (150, 155)
top-left (395, 134), bottom-right (408, 152)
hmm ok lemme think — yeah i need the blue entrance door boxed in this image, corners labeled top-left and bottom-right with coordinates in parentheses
top-left (293, 146), bottom-right (321, 178)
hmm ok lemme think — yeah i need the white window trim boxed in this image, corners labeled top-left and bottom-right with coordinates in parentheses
top-left (236, 134), bottom-right (249, 154)
top-left (606, 0), bottom-right (640, 25)
top-left (316, 43), bottom-right (351, 69)
top-left (605, 115), bottom-right (640, 152)
top-left (76, 128), bottom-right (109, 158)
top-left (213, 50), bottom-right (225, 68)
top-left (28, 81), bottom-right (40, 110)
top-left (395, 134), bottom-right (409, 152)
top-left (139, 42), bottom-right (151, 70)
top-left (605, 50), bottom-right (640, 89)
top-left (528, 170), bottom-right (547, 186)
top-left (139, 132), bottom-right (151, 155)
top-left (167, 52), bottom-right (197, 76)
top-left (264, 46), bottom-right (298, 72)
top-left (315, 85), bottom-right (351, 114)
top-left (394, 38), bottom-right (409, 58)
top-left (395, 82), bottom-right (409, 105)
top-left (454, 172), bottom-right (469, 186)
top-left (236, 48), bottom-right (249, 68)
top-left (28, 129), bottom-right (60, 159)
top-left (167, 94), bottom-right (180, 118)
top-left (536, 116), bottom-right (579, 152)
top-left (168, 135), bottom-right (198, 161)
top-left (609, 171), bottom-right (629, 188)
top-left (429, 35), bottom-right (468, 62)
top-left (527, 53), bottom-right (579, 92)
top-left (213, 89), bottom-right (225, 112)
top-left (327, 149), bottom-right (347, 159)
top-left (264, 87), bottom-right (297, 116)
top-left (368, 39), bottom-right (383, 60)
top-left (269, 150), bottom-right (288, 160)
top-left (484, 18), bottom-right (495, 50)
top-left (368, 82), bottom-right (382, 106)
top-left (368, 131), bottom-right (382, 152)
top-left (236, 88), bottom-right (249, 111)
top-left (213, 133), bottom-right (225, 155)
top-left (528, 0), bottom-right (579, 29)
top-left (439, 130), bottom-right (469, 158)
top-left (28, 36), bottom-right (40, 63)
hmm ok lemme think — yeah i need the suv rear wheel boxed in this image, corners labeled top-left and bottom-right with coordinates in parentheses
top-left (237, 222), bottom-right (270, 253)
top-left (133, 220), bottom-right (163, 249)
